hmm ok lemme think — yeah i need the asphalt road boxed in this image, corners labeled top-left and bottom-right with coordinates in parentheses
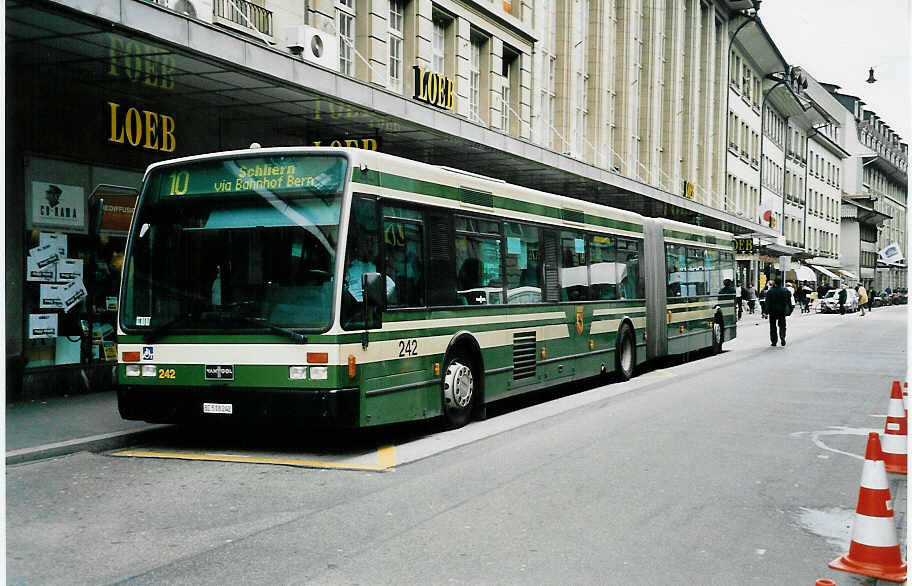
top-left (7, 306), bottom-right (908, 585)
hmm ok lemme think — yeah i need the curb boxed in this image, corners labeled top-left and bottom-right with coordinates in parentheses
top-left (6, 425), bottom-right (172, 466)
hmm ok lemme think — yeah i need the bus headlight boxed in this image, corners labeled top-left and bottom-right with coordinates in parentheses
top-left (309, 366), bottom-right (328, 380)
top-left (125, 364), bottom-right (141, 377)
top-left (289, 366), bottom-right (308, 380)
top-left (141, 365), bottom-right (157, 377)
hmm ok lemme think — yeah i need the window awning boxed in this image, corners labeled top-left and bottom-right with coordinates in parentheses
top-left (838, 269), bottom-right (859, 280)
top-left (793, 265), bottom-right (816, 282)
top-left (809, 264), bottom-right (840, 279)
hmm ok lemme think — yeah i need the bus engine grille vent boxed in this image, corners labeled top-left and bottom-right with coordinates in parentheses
top-left (512, 331), bottom-right (537, 380)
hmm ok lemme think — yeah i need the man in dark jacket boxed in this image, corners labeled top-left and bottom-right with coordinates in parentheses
top-left (838, 286), bottom-right (848, 315)
top-left (765, 279), bottom-right (793, 346)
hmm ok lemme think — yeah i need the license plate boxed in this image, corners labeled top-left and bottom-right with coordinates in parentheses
top-left (203, 402), bottom-right (233, 415)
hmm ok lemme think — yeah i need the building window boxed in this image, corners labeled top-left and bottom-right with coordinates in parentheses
top-left (469, 37), bottom-right (482, 122)
top-left (432, 16), bottom-right (447, 75)
top-left (337, 0), bottom-right (355, 76)
top-left (388, 0), bottom-right (404, 92)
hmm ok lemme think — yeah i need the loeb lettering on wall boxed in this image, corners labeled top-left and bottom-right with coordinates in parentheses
top-left (413, 66), bottom-right (456, 111)
top-left (31, 181), bottom-right (86, 231)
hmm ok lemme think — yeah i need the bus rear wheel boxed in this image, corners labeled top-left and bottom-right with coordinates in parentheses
top-left (442, 354), bottom-right (475, 428)
top-left (616, 325), bottom-right (635, 381)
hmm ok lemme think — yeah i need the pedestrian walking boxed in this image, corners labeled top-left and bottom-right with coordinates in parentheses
top-left (765, 279), bottom-right (793, 346)
top-left (838, 285), bottom-right (848, 315)
top-left (744, 283), bottom-right (757, 314)
top-left (759, 282), bottom-right (770, 319)
top-left (857, 284), bottom-right (868, 316)
top-left (794, 283), bottom-right (806, 315)
top-left (800, 282), bottom-right (813, 313)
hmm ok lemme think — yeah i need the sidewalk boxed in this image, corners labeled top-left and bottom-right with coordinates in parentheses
top-left (6, 391), bottom-right (167, 465)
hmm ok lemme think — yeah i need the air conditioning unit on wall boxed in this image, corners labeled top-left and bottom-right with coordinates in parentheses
top-left (282, 25), bottom-right (339, 71)
top-left (165, 0), bottom-right (213, 23)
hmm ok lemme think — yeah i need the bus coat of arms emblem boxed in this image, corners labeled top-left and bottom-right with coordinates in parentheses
top-left (576, 306), bottom-right (584, 335)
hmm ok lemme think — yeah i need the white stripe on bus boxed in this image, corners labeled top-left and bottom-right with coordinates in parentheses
top-left (382, 311), bottom-right (567, 332)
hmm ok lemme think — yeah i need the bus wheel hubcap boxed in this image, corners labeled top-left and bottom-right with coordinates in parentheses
top-left (444, 362), bottom-right (473, 409)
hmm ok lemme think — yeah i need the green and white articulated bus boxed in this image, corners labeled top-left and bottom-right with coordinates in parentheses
top-left (116, 147), bottom-right (736, 428)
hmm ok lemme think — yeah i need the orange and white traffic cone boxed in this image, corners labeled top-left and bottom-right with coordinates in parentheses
top-left (828, 432), bottom-right (907, 582)
top-left (882, 382), bottom-right (908, 475)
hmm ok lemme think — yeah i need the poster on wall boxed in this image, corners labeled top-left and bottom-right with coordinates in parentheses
top-left (26, 255), bottom-right (56, 282)
top-left (61, 279), bottom-right (88, 313)
top-left (31, 181), bottom-right (86, 231)
top-left (39, 232), bottom-right (68, 258)
top-left (29, 243), bottom-right (60, 269)
top-left (57, 259), bottom-right (84, 282)
top-left (29, 313), bottom-right (59, 339)
top-left (39, 284), bottom-right (65, 309)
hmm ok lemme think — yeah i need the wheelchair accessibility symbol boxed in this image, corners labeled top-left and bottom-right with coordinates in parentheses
top-left (142, 346), bottom-right (154, 361)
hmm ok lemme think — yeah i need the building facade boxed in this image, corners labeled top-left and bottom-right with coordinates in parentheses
top-left (826, 86), bottom-right (908, 292)
top-left (6, 0), bottom-right (903, 398)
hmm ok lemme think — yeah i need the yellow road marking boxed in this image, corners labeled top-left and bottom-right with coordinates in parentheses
top-left (652, 369), bottom-right (674, 378)
top-left (112, 449), bottom-right (396, 471)
top-left (377, 445), bottom-right (396, 469)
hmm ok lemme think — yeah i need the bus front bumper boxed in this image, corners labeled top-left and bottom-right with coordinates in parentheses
top-left (117, 385), bottom-right (361, 427)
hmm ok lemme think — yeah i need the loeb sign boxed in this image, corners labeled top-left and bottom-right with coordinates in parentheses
top-left (413, 66), bottom-right (456, 111)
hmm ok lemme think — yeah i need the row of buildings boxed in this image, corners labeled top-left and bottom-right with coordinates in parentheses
top-left (5, 0), bottom-right (907, 395)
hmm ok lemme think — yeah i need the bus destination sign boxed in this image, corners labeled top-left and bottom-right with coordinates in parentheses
top-left (152, 156), bottom-right (347, 199)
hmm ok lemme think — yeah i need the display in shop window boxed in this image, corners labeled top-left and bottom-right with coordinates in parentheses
top-left (39, 284), bottom-right (66, 310)
top-left (29, 313), bottom-right (58, 339)
top-left (57, 259), bottom-right (84, 281)
top-left (31, 182), bottom-right (86, 231)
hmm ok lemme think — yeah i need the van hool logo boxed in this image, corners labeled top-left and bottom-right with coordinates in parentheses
top-left (205, 365), bottom-right (234, 380)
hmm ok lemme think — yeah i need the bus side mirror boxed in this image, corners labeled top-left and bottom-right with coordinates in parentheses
top-left (362, 272), bottom-right (384, 330)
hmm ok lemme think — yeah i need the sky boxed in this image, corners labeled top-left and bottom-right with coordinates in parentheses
top-left (758, 0), bottom-right (911, 142)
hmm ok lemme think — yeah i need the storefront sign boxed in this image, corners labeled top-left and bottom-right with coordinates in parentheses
top-left (311, 138), bottom-right (380, 150)
top-left (413, 66), bottom-right (456, 111)
top-left (29, 313), bottom-right (58, 339)
top-left (107, 36), bottom-right (175, 90)
top-left (31, 182), bottom-right (85, 230)
top-left (683, 181), bottom-right (695, 200)
top-left (733, 237), bottom-right (755, 254)
top-left (107, 102), bottom-right (176, 152)
top-left (100, 195), bottom-right (137, 236)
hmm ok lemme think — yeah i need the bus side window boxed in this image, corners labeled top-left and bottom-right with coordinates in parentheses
top-left (686, 247), bottom-right (706, 296)
top-left (383, 206), bottom-right (425, 308)
top-left (559, 230), bottom-right (588, 301)
top-left (666, 243), bottom-right (686, 297)
top-left (504, 222), bottom-right (543, 304)
top-left (589, 235), bottom-right (617, 300)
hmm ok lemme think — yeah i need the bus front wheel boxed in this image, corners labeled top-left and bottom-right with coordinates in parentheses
top-left (442, 354), bottom-right (475, 428)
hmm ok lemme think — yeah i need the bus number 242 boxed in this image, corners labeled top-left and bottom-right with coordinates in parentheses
top-left (398, 339), bottom-right (418, 357)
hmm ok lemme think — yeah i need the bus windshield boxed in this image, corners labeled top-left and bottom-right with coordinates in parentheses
top-left (120, 154), bottom-right (348, 335)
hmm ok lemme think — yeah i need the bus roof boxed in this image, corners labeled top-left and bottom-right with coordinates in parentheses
top-left (143, 146), bottom-right (733, 241)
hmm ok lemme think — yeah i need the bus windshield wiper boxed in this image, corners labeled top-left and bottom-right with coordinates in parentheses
top-left (231, 315), bottom-right (308, 344)
top-left (142, 312), bottom-right (195, 343)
